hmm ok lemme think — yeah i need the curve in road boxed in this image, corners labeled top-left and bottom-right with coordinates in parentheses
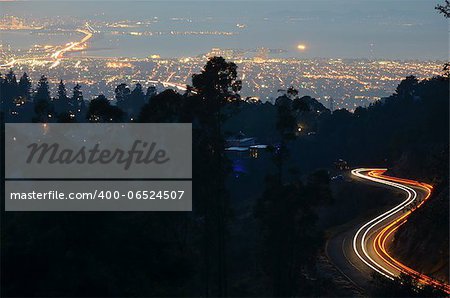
top-left (350, 168), bottom-right (450, 294)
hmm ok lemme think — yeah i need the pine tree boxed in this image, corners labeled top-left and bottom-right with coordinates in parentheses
top-left (57, 80), bottom-right (68, 101)
top-left (4, 70), bottom-right (19, 111)
top-left (71, 83), bottom-right (83, 104)
top-left (18, 73), bottom-right (32, 100)
top-left (71, 83), bottom-right (85, 121)
top-left (34, 75), bottom-right (51, 104)
top-left (0, 74), bottom-right (5, 112)
top-left (33, 75), bottom-right (53, 122)
top-left (54, 80), bottom-right (69, 115)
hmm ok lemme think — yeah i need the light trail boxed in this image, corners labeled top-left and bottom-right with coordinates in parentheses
top-left (50, 27), bottom-right (93, 68)
top-left (351, 168), bottom-right (450, 294)
top-left (1, 25), bottom-right (93, 69)
top-left (0, 58), bottom-right (16, 68)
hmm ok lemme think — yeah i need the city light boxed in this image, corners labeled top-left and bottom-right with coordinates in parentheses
top-left (0, 15), bottom-right (443, 110)
top-left (297, 44), bottom-right (307, 51)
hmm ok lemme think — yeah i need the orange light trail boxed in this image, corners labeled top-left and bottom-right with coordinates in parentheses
top-left (352, 168), bottom-right (450, 294)
top-left (50, 28), bottom-right (93, 68)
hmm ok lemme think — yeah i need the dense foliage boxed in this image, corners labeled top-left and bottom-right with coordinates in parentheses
top-left (0, 58), bottom-right (448, 296)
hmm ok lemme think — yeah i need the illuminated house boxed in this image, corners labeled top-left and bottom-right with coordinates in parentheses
top-left (225, 131), bottom-right (256, 148)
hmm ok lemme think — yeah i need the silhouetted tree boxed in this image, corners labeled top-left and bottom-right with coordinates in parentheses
top-left (187, 56), bottom-right (242, 297)
top-left (33, 75), bottom-right (54, 122)
top-left (255, 170), bottom-right (331, 296)
top-left (115, 83), bottom-right (144, 120)
top-left (70, 83), bottom-right (86, 122)
top-left (145, 85), bottom-right (157, 102)
top-left (191, 56), bottom-right (241, 102)
top-left (34, 75), bottom-right (50, 102)
top-left (436, 1), bottom-right (450, 76)
top-left (0, 71), bottom-right (34, 122)
top-left (293, 96), bottom-right (312, 113)
top-left (395, 75), bottom-right (418, 99)
top-left (127, 83), bottom-right (146, 120)
top-left (54, 80), bottom-right (69, 115)
top-left (57, 80), bottom-right (68, 101)
top-left (57, 112), bottom-right (77, 123)
top-left (0, 74), bottom-right (4, 112)
top-left (286, 86), bottom-right (299, 100)
top-left (3, 70), bottom-right (19, 111)
top-left (442, 62), bottom-right (450, 78)
top-left (273, 89), bottom-right (299, 180)
top-left (87, 94), bottom-right (124, 123)
top-left (115, 83), bottom-right (130, 104)
top-left (139, 89), bottom-right (182, 123)
top-left (71, 83), bottom-right (83, 104)
top-left (18, 73), bottom-right (32, 100)
top-left (436, 0), bottom-right (450, 18)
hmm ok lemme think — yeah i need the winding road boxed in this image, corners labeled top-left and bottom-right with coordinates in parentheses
top-left (326, 168), bottom-right (450, 294)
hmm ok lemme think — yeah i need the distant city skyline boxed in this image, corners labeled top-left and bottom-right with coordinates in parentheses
top-left (0, 0), bottom-right (447, 109)
top-left (0, 0), bottom-right (448, 60)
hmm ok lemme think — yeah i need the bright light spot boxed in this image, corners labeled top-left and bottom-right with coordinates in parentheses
top-left (42, 123), bottom-right (49, 134)
top-left (297, 44), bottom-right (306, 51)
